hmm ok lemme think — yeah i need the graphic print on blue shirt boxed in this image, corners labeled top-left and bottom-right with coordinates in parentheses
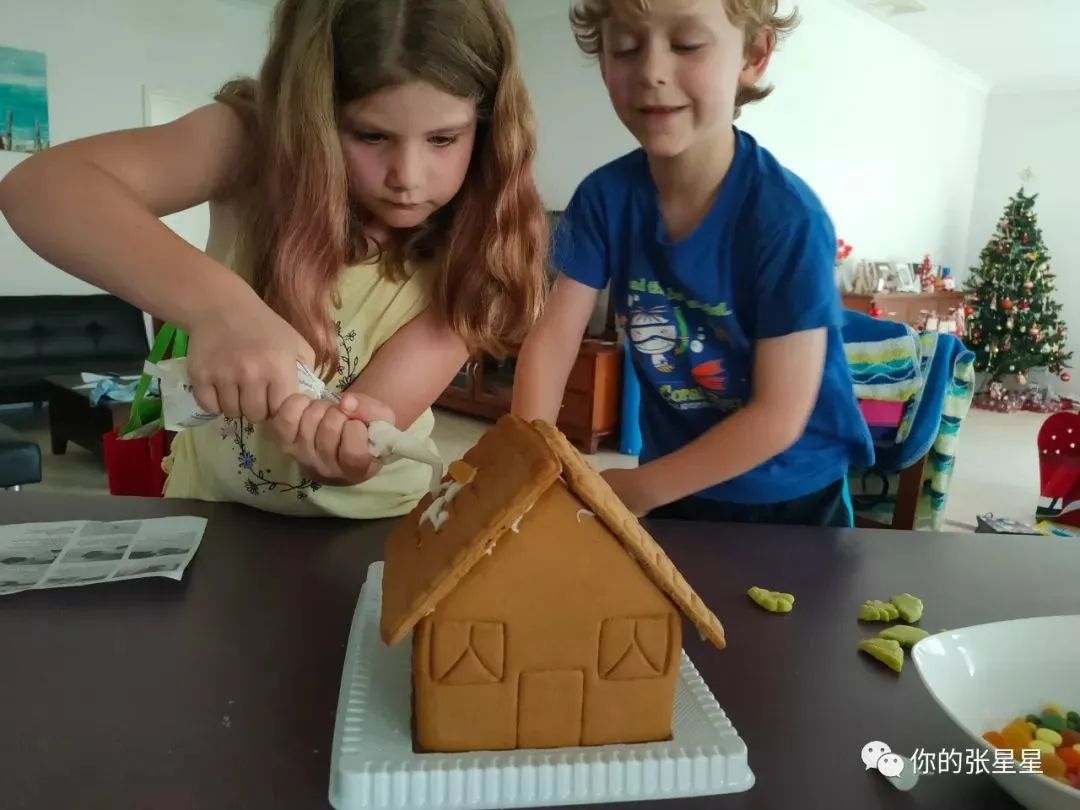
top-left (554, 129), bottom-right (874, 505)
top-left (624, 280), bottom-right (741, 415)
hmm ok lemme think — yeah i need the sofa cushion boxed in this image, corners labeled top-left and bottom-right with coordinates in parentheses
top-left (0, 295), bottom-right (149, 405)
top-left (0, 422), bottom-right (43, 488)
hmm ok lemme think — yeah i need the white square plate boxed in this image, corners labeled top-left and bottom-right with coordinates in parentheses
top-left (329, 562), bottom-right (754, 809)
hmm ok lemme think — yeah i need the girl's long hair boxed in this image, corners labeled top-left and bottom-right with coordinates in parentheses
top-left (217, 0), bottom-right (547, 377)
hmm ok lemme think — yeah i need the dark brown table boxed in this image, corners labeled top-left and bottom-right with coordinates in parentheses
top-left (45, 373), bottom-right (137, 457)
top-left (2, 493), bottom-right (1078, 810)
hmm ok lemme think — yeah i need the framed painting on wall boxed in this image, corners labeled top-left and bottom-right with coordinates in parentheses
top-left (0, 45), bottom-right (50, 153)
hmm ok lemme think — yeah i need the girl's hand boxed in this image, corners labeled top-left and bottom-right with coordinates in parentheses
top-left (186, 297), bottom-right (316, 424)
top-left (268, 393), bottom-right (396, 486)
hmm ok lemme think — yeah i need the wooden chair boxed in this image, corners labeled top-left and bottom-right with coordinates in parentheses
top-left (853, 454), bottom-right (927, 531)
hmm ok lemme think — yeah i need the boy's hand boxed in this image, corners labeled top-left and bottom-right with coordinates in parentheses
top-left (268, 393), bottom-right (395, 486)
top-left (600, 467), bottom-right (658, 518)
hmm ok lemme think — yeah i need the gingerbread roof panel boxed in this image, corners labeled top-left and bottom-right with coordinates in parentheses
top-left (529, 421), bottom-right (727, 650)
top-left (380, 415), bottom-right (561, 646)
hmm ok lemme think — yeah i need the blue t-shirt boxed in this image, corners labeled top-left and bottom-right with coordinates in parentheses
top-left (553, 129), bottom-right (873, 504)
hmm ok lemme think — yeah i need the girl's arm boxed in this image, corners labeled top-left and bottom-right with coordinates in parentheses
top-left (0, 103), bottom-right (250, 327)
top-left (266, 307), bottom-right (468, 486)
top-left (603, 329), bottom-right (827, 515)
top-left (0, 104), bottom-right (315, 422)
top-left (345, 306), bottom-right (471, 430)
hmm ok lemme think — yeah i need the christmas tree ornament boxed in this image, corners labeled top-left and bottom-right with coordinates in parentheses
top-left (1064, 372), bottom-right (1072, 383)
top-left (1002, 298), bottom-right (1014, 311)
top-left (1025, 281), bottom-right (1034, 291)
top-left (965, 305), bottom-right (975, 316)
top-left (1020, 301), bottom-right (1030, 312)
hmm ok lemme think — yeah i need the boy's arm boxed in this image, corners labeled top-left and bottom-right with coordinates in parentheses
top-left (512, 274), bottom-right (600, 424)
top-left (605, 328), bottom-right (826, 515)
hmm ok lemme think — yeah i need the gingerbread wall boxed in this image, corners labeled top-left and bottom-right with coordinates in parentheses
top-left (412, 480), bottom-right (681, 753)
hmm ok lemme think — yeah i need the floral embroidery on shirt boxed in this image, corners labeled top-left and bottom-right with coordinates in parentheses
top-left (336, 320), bottom-right (359, 392)
top-left (221, 418), bottom-right (322, 499)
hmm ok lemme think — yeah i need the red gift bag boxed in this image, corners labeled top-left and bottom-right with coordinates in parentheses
top-left (1036, 411), bottom-right (1080, 526)
top-left (103, 427), bottom-right (173, 497)
top-left (102, 325), bottom-right (186, 497)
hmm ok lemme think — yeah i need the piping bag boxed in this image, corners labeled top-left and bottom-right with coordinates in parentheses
top-left (143, 358), bottom-right (445, 495)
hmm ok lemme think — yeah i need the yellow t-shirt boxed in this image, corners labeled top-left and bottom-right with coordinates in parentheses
top-left (163, 260), bottom-right (436, 518)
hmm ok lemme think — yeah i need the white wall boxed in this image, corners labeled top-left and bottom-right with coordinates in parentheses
top-left (967, 90), bottom-right (1080, 396)
top-left (0, 0), bottom-right (271, 296)
top-left (509, 0), bottom-right (989, 275)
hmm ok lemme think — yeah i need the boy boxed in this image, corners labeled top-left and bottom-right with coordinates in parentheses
top-left (512, 0), bottom-right (873, 526)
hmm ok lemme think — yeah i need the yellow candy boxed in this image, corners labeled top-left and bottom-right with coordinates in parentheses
top-left (747, 586), bottom-right (794, 613)
top-left (1044, 703), bottom-right (1065, 716)
top-left (878, 625), bottom-right (929, 647)
top-left (889, 592), bottom-right (924, 623)
top-left (1074, 743), bottom-right (1080, 755)
top-left (859, 599), bottom-right (900, 622)
top-left (1035, 728), bottom-right (1063, 747)
top-left (1029, 740), bottom-right (1055, 755)
top-left (858, 638), bottom-right (904, 673)
top-left (1026, 722), bottom-right (1038, 734)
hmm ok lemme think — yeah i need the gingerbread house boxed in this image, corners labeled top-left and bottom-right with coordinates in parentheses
top-left (380, 415), bottom-right (726, 753)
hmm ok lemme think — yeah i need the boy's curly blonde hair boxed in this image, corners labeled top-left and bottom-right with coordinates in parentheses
top-left (570, 0), bottom-right (798, 116)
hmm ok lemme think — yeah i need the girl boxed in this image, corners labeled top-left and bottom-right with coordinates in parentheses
top-left (0, 0), bottom-right (548, 517)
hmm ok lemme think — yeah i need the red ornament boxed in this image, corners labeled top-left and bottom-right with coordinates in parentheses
top-left (965, 306), bottom-right (975, 316)
top-left (836, 239), bottom-right (854, 262)
top-left (1020, 301), bottom-right (1031, 312)
top-left (1022, 234), bottom-right (1030, 244)
top-left (1025, 281), bottom-right (1034, 291)
top-left (1002, 298), bottom-right (1015, 311)
top-left (868, 303), bottom-right (884, 318)
top-left (1063, 372), bottom-right (1073, 383)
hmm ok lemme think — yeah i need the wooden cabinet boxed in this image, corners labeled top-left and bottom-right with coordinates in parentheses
top-left (842, 292), bottom-right (966, 328)
top-left (435, 339), bottom-right (623, 454)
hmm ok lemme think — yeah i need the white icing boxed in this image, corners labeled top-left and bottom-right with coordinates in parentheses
top-left (367, 420), bottom-right (444, 495)
top-left (508, 500), bottom-right (537, 534)
top-left (419, 480), bottom-right (468, 532)
top-left (576, 509), bottom-right (595, 522)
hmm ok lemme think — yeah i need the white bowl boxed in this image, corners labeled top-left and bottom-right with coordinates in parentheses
top-left (912, 615), bottom-right (1080, 810)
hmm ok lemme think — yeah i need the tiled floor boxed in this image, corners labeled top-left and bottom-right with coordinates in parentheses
top-left (1, 404), bottom-right (1047, 532)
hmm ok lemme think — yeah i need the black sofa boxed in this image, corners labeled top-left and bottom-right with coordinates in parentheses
top-left (0, 294), bottom-right (149, 406)
top-left (0, 422), bottom-right (41, 489)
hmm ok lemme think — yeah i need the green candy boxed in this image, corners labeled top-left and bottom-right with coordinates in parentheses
top-left (1067, 711), bottom-right (1080, 725)
top-left (859, 599), bottom-right (900, 622)
top-left (1040, 710), bottom-right (1066, 732)
top-left (889, 593), bottom-right (924, 623)
top-left (878, 625), bottom-right (929, 648)
top-left (859, 638), bottom-right (904, 673)
top-left (747, 586), bottom-right (794, 613)
top-left (1026, 714), bottom-right (1044, 727)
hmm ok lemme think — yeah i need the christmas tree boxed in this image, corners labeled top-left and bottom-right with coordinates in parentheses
top-left (964, 188), bottom-right (1071, 386)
